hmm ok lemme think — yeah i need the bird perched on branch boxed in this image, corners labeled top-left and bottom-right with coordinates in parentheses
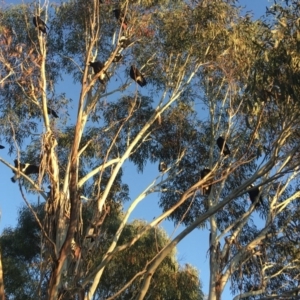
top-left (119, 36), bottom-right (131, 49)
top-left (89, 61), bottom-right (108, 84)
top-left (11, 159), bottom-right (39, 183)
top-left (113, 8), bottom-right (128, 30)
top-left (216, 136), bottom-right (230, 156)
top-left (158, 162), bottom-right (167, 172)
top-left (113, 53), bottom-right (123, 63)
top-left (113, 36), bottom-right (131, 63)
top-left (33, 15), bottom-right (48, 34)
top-left (201, 168), bottom-right (212, 195)
top-left (0, 145), bottom-right (4, 149)
top-left (47, 107), bottom-right (59, 118)
top-left (130, 66), bottom-right (147, 87)
top-left (248, 184), bottom-right (263, 207)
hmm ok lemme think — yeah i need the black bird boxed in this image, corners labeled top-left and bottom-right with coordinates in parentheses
top-left (11, 159), bottom-right (39, 183)
top-left (113, 36), bottom-right (130, 63)
top-left (47, 107), bottom-right (59, 118)
top-left (119, 36), bottom-right (131, 49)
top-left (201, 168), bottom-right (212, 195)
top-left (130, 66), bottom-right (147, 87)
top-left (159, 162), bottom-right (167, 172)
top-left (216, 136), bottom-right (230, 156)
top-left (113, 53), bottom-right (123, 63)
top-left (248, 184), bottom-right (263, 207)
top-left (47, 185), bottom-right (52, 198)
top-left (113, 8), bottom-right (128, 29)
top-left (0, 145), bottom-right (4, 149)
top-left (89, 61), bottom-right (108, 84)
top-left (33, 16), bottom-right (48, 34)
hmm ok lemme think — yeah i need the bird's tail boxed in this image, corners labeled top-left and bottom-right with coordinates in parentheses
top-left (11, 175), bottom-right (18, 183)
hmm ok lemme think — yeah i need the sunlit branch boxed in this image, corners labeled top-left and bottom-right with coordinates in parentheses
top-left (78, 158), bottom-right (120, 188)
top-left (84, 175), bottom-right (159, 297)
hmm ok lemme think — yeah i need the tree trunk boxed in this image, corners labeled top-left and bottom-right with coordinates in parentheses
top-left (208, 216), bottom-right (221, 300)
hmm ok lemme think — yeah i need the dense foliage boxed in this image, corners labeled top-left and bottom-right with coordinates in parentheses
top-left (1, 0), bottom-right (300, 299)
top-left (1, 205), bottom-right (203, 299)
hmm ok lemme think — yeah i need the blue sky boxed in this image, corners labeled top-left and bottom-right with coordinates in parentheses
top-left (0, 0), bottom-right (271, 299)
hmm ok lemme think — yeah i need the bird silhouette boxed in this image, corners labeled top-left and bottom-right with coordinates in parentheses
top-left (33, 16), bottom-right (48, 34)
top-left (130, 66), bottom-right (147, 87)
top-left (47, 107), bottom-right (59, 118)
top-left (248, 184), bottom-right (263, 207)
top-left (201, 168), bottom-right (212, 195)
top-left (89, 61), bottom-right (108, 84)
top-left (158, 162), bottom-right (167, 172)
top-left (216, 136), bottom-right (230, 156)
top-left (113, 8), bottom-right (128, 29)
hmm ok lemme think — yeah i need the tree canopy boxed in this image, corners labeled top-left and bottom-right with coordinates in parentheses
top-left (1, 0), bottom-right (300, 299)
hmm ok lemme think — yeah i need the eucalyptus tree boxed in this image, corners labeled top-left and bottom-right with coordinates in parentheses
top-left (0, 0), bottom-right (212, 298)
top-left (156, 1), bottom-right (300, 300)
top-left (230, 1), bottom-right (300, 299)
top-left (2, 0), bottom-right (299, 299)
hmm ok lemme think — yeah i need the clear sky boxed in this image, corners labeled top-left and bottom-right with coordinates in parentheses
top-left (0, 0), bottom-right (271, 299)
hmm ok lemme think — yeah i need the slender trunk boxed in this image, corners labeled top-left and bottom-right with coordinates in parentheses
top-left (208, 249), bottom-right (223, 300)
top-left (208, 252), bottom-right (218, 300)
top-left (208, 216), bottom-right (219, 300)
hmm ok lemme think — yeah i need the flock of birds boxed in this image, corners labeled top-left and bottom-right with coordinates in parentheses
top-left (159, 136), bottom-right (263, 207)
top-left (8, 13), bottom-right (145, 177)
top-left (5, 15), bottom-right (262, 207)
top-left (88, 8), bottom-right (147, 87)
top-left (33, 10), bottom-right (147, 87)
top-left (2, 11), bottom-right (145, 182)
